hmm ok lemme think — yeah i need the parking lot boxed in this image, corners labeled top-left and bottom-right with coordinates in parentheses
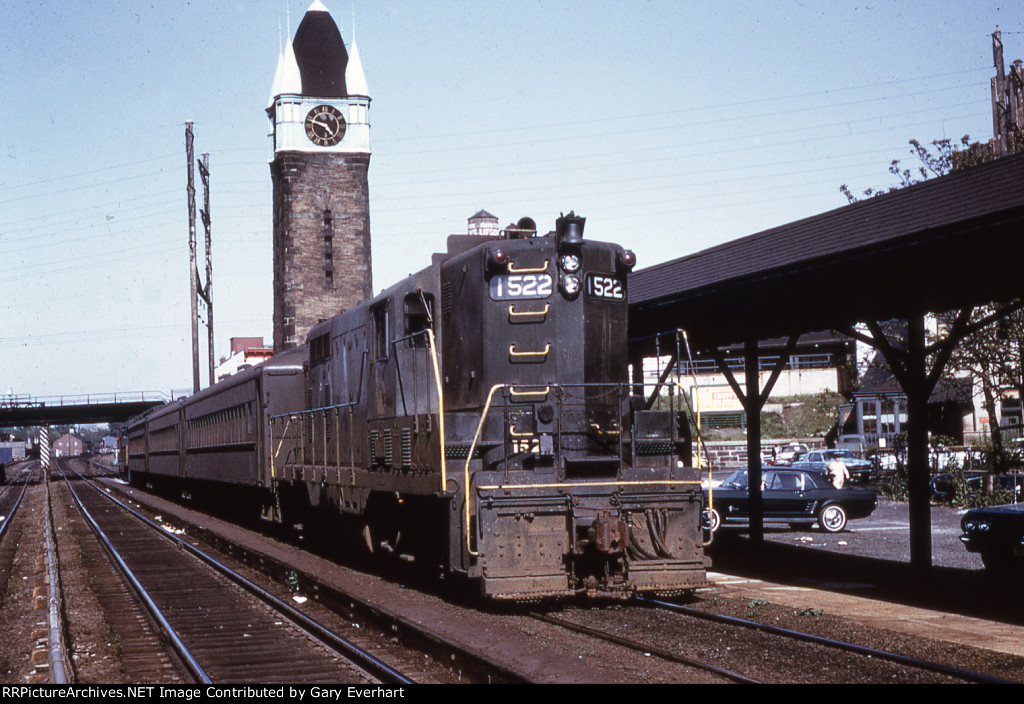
top-left (751, 497), bottom-right (985, 571)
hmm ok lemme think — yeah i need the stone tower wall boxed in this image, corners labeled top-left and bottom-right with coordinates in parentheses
top-left (271, 150), bottom-right (372, 351)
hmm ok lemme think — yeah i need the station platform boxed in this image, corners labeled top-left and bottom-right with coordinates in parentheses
top-left (704, 536), bottom-right (1024, 659)
top-left (706, 570), bottom-right (1024, 659)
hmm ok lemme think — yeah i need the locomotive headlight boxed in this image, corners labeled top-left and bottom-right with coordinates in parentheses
top-left (618, 249), bottom-right (637, 270)
top-left (559, 252), bottom-right (581, 273)
top-left (561, 274), bottom-right (581, 298)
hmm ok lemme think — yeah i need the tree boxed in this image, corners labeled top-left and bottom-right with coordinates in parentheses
top-left (841, 136), bottom-right (1024, 472)
top-left (837, 136), bottom-right (1022, 575)
top-left (840, 136), bottom-right (997, 204)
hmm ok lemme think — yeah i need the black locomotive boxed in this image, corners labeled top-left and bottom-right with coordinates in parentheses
top-left (123, 213), bottom-right (708, 599)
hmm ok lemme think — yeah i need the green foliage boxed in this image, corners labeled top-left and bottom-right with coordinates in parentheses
top-left (758, 411), bottom-right (786, 439)
top-left (746, 599), bottom-right (770, 618)
top-left (760, 392), bottom-right (844, 439)
top-left (882, 465), bottom-right (909, 501)
top-left (840, 136), bottom-right (996, 203)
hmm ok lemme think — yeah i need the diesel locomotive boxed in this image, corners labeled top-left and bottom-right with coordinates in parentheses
top-left (122, 213), bottom-right (708, 599)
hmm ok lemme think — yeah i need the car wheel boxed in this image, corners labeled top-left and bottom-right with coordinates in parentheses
top-left (818, 504), bottom-right (847, 533)
top-left (706, 508), bottom-right (721, 533)
top-left (709, 508), bottom-right (722, 532)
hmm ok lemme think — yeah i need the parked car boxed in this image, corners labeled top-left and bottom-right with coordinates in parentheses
top-left (960, 502), bottom-right (1024, 573)
top-left (774, 443), bottom-right (808, 465)
top-left (703, 467), bottom-right (877, 534)
top-left (791, 449), bottom-right (873, 482)
top-left (836, 434), bottom-right (867, 456)
top-left (931, 472), bottom-right (1024, 502)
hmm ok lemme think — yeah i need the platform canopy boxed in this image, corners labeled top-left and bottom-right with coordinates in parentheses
top-left (629, 150), bottom-right (1024, 352)
top-left (626, 151), bottom-right (1024, 575)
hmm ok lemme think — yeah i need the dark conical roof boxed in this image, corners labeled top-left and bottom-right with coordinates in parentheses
top-left (293, 2), bottom-right (348, 97)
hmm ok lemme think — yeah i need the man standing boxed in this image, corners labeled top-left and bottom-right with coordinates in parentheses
top-left (826, 457), bottom-right (849, 489)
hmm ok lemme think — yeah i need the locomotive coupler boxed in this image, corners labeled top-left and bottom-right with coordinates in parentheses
top-left (589, 514), bottom-right (628, 554)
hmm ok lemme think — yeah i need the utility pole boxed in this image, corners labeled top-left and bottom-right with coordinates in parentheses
top-left (186, 122), bottom-right (200, 393)
top-left (199, 153), bottom-right (214, 386)
top-left (991, 29), bottom-right (1024, 156)
top-left (185, 125), bottom-right (215, 391)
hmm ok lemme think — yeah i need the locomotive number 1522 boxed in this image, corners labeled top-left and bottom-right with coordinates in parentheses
top-left (586, 273), bottom-right (625, 300)
top-left (488, 273), bottom-right (553, 300)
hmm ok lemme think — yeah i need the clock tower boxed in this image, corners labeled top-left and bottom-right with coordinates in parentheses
top-left (268, 1), bottom-right (371, 351)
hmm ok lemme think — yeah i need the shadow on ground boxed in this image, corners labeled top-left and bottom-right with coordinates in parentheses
top-left (706, 533), bottom-right (1024, 626)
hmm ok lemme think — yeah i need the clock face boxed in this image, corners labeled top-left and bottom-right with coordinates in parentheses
top-left (304, 105), bottom-right (347, 146)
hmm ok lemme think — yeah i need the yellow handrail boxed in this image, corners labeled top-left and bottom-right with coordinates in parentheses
top-left (507, 302), bottom-right (550, 320)
top-left (426, 328), bottom-right (447, 490)
top-left (476, 479), bottom-right (701, 491)
top-left (507, 259), bottom-right (549, 274)
top-left (508, 343), bottom-right (550, 358)
top-left (463, 384), bottom-right (505, 557)
top-left (509, 386), bottom-right (550, 397)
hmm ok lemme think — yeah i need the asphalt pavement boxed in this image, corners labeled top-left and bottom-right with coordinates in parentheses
top-left (753, 497), bottom-right (985, 571)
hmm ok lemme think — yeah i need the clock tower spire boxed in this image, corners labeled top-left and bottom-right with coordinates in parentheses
top-left (268, 0), bottom-right (371, 352)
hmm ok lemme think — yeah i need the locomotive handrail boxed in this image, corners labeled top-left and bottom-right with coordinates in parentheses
top-left (508, 343), bottom-right (551, 358)
top-left (426, 328), bottom-right (448, 491)
top-left (507, 303), bottom-right (550, 320)
top-left (463, 384), bottom-right (506, 557)
top-left (475, 479), bottom-right (701, 491)
top-left (508, 386), bottom-right (550, 397)
top-left (506, 259), bottom-right (549, 274)
top-left (460, 381), bottom-right (695, 558)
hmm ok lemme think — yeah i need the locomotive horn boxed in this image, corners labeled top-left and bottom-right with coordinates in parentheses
top-left (556, 211), bottom-right (585, 244)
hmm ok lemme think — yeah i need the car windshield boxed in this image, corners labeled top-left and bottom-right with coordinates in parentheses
top-left (721, 470), bottom-right (749, 489)
top-left (825, 450), bottom-right (854, 460)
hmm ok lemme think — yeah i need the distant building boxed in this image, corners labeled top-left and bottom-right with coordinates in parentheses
top-left (52, 433), bottom-right (85, 458)
top-left (659, 331), bottom-right (856, 431)
top-left (838, 365), bottom-right (974, 448)
top-left (216, 337), bottom-right (275, 380)
top-left (0, 440), bottom-right (25, 462)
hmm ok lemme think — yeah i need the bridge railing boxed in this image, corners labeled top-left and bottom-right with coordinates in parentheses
top-left (0, 391), bottom-right (171, 408)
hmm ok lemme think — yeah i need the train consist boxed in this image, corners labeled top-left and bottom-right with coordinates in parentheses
top-left (122, 213), bottom-right (708, 599)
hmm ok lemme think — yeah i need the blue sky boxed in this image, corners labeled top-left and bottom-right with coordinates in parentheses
top-left (1, 1), bottom-right (1021, 399)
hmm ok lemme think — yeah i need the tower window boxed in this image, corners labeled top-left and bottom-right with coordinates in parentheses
top-left (322, 209), bottom-right (335, 288)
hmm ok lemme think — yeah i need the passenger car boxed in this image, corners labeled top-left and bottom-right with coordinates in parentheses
top-left (960, 502), bottom-right (1024, 572)
top-left (931, 472), bottom-right (1024, 502)
top-left (703, 468), bottom-right (877, 533)
top-left (791, 449), bottom-right (873, 482)
top-left (774, 443), bottom-right (809, 465)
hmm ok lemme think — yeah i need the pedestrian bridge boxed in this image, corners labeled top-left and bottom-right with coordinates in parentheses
top-left (0, 392), bottom-right (167, 426)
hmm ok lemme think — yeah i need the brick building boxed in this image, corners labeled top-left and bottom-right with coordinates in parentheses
top-left (52, 433), bottom-right (85, 458)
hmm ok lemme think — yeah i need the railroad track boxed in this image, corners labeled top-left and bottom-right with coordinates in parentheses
top-left (54, 461), bottom-right (418, 684)
top-left (533, 599), bottom-right (1018, 684)
top-left (0, 461), bottom-right (33, 542)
